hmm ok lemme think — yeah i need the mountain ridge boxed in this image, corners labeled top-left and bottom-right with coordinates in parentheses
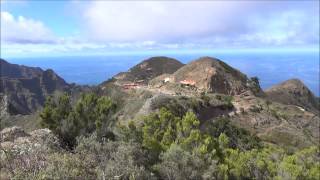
top-left (0, 58), bottom-right (70, 115)
top-left (1, 56), bottom-right (319, 149)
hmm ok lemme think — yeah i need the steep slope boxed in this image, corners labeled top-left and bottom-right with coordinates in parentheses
top-left (265, 79), bottom-right (319, 113)
top-left (111, 56), bottom-right (184, 85)
top-left (170, 57), bottom-right (263, 95)
top-left (0, 59), bottom-right (70, 115)
top-left (0, 59), bottom-right (43, 78)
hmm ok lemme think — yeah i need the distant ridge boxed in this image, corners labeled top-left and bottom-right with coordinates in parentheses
top-left (0, 58), bottom-right (70, 115)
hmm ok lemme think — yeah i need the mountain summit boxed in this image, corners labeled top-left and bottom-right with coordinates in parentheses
top-left (156, 57), bottom-right (262, 95)
top-left (266, 79), bottom-right (319, 113)
top-left (112, 56), bottom-right (184, 84)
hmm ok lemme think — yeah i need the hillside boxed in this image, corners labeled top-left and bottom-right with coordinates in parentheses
top-left (0, 59), bottom-right (70, 115)
top-left (110, 56), bottom-right (184, 85)
top-left (1, 56), bottom-right (319, 179)
top-left (265, 79), bottom-right (319, 114)
top-left (149, 57), bottom-right (264, 96)
top-left (98, 56), bottom-right (319, 150)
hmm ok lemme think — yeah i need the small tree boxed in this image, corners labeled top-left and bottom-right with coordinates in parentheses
top-left (40, 93), bottom-right (116, 148)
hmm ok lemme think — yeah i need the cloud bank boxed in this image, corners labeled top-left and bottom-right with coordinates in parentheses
top-left (1, 1), bottom-right (319, 57)
top-left (82, 1), bottom-right (319, 48)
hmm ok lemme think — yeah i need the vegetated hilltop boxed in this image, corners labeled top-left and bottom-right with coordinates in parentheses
top-left (266, 78), bottom-right (319, 114)
top-left (110, 56), bottom-right (184, 85)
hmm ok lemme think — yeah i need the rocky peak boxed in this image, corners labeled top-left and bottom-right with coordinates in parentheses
top-left (171, 56), bottom-right (262, 95)
top-left (266, 79), bottom-right (319, 113)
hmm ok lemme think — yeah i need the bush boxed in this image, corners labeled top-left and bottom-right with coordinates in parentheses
top-left (154, 144), bottom-right (205, 180)
top-left (40, 93), bottom-right (116, 147)
top-left (206, 118), bottom-right (262, 150)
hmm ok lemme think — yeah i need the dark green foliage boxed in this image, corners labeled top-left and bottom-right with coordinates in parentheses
top-left (150, 96), bottom-right (188, 117)
top-left (251, 76), bottom-right (259, 84)
top-left (40, 93), bottom-right (116, 147)
top-left (249, 104), bottom-right (263, 113)
top-left (206, 117), bottom-right (262, 150)
top-left (215, 94), bottom-right (234, 108)
top-left (2, 107), bottom-right (319, 180)
top-left (8, 93), bottom-right (316, 180)
top-left (142, 108), bottom-right (180, 154)
top-left (154, 144), bottom-right (206, 180)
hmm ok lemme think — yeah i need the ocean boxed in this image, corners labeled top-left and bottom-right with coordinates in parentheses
top-left (5, 52), bottom-right (320, 96)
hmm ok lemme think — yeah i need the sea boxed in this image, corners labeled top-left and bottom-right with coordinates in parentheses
top-left (5, 51), bottom-right (320, 96)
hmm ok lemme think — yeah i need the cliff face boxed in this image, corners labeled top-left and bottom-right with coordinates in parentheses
top-left (0, 59), bottom-right (70, 115)
top-left (265, 79), bottom-right (319, 114)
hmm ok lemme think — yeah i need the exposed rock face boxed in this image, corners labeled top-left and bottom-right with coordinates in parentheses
top-left (112, 56), bottom-right (184, 84)
top-left (0, 59), bottom-right (70, 115)
top-left (171, 57), bottom-right (262, 95)
top-left (265, 79), bottom-right (319, 113)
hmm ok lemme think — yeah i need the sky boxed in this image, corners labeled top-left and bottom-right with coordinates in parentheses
top-left (1, 0), bottom-right (319, 57)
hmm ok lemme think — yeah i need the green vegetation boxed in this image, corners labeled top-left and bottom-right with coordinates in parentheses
top-left (40, 93), bottom-right (116, 147)
top-left (1, 93), bottom-right (319, 180)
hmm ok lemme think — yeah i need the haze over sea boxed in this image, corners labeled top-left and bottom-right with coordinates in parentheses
top-left (6, 51), bottom-right (319, 96)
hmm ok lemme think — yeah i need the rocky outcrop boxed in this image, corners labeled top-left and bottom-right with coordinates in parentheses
top-left (266, 79), bottom-right (319, 114)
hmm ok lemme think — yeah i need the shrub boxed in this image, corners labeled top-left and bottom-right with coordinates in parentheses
top-left (206, 118), bottom-right (262, 150)
top-left (40, 93), bottom-right (116, 147)
top-left (154, 144), bottom-right (205, 180)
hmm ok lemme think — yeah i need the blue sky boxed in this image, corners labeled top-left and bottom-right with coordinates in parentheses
top-left (1, 0), bottom-right (319, 57)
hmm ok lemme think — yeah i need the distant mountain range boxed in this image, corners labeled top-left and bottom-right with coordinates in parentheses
top-left (0, 59), bottom-right (91, 116)
top-left (0, 56), bottom-right (319, 149)
top-left (0, 59), bottom-right (70, 115)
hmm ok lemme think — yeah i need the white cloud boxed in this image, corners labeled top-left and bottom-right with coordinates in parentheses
top-left (81, 1), bottom-right (319, 48)
top-left (1, 11), bottom-right (55, 43)
top-left (1, 1), bottom-right (318, 57)
top-left (82, 1), bottom-right (249, 42)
